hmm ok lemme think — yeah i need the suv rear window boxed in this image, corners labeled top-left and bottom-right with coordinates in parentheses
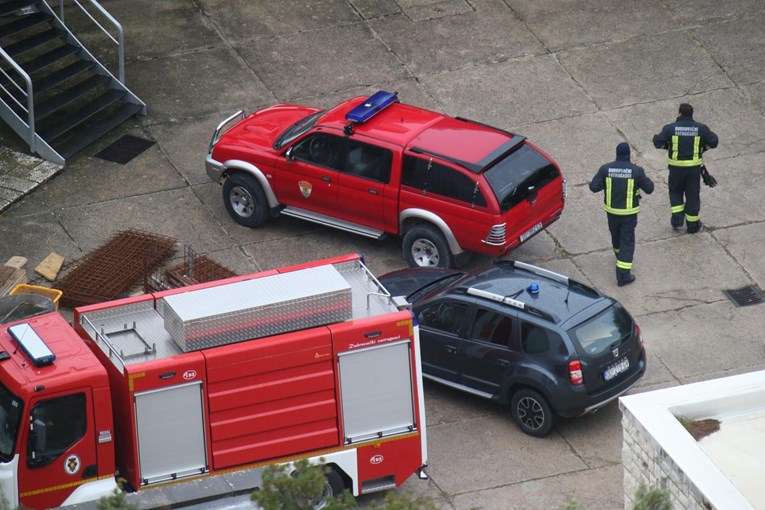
top-left (567, 303), bottom-right (633, 356)
top-left (484, 144), bottom-right (559, 212)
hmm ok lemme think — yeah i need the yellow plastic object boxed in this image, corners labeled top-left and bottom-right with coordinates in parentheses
top-left (9, 284), bottom-right (62, 308)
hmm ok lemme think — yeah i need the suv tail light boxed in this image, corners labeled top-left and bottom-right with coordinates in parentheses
top-left (569, 360), bottom-right (583, 386)
top-left (636, 323), bottom-right (644, 348)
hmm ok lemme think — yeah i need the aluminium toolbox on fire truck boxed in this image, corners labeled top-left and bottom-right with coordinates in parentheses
top-left (0, 253), bottom-right (427, 510)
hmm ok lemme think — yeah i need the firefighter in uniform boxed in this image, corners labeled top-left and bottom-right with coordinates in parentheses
top-left (652, 103), bottom-right (718, 233)
top-left (590, 143), bottom-right (655, 287)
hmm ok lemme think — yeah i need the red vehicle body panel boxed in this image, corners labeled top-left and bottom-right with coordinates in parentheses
top-left (3, 254), bottom-right (425, 509)
top-left (209, 93), bottom-right (566, 264)
top-left (1, 312), bottom-right (115, 510)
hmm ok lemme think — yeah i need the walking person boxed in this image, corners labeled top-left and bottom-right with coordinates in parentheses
top-left (652, 103), bottom-right (718, 233)
top-left (590, 143), bottom-right (655, 287)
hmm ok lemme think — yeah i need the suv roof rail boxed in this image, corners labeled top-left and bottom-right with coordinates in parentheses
top-left (496, 260), bottom-right (600, 297)
top-left (466, 287), bottom-right (557, 323)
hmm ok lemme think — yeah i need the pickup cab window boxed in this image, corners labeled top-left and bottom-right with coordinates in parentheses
top-left (402, 155), bottom-right (487, 207)
top-left (291, 133), bottom-right (345, 170)
top-left (345, 139), bottom-right (392, 183)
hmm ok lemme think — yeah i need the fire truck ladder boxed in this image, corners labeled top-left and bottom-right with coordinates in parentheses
top-left (0, 0), bottom-right (145, 165)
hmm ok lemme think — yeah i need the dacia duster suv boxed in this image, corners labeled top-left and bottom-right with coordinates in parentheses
top-left (207, 91), bottom-right (565, 268)
top-left (379, 260), bottom-right (646, 437)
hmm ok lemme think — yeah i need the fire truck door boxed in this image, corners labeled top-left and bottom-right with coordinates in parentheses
top-left (18, 390), bottom-right (98, 510)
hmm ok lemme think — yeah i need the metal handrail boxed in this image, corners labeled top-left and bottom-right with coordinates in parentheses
top-left (0, 47), bottom-right (35, 151)
top-left (80, 314), bottom-right (128, 375)
top-left (53, 0), bottom-right (125, 83)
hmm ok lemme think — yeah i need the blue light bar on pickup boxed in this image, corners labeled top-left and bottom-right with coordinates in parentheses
top-left (7, 323), bottom-right (56, 367)
top-left (345, 90), bottom-right (398, 124)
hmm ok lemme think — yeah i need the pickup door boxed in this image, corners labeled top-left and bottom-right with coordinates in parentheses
top-left (276, 132), bottom-right (340, 216)
top-left (277, 131), bottom-right (398, 232)
top-left (334, 137), bottom-right (397, 231)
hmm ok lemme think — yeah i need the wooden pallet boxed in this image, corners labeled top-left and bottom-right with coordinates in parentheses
top-left (0, 257), bottom-right (28, 297)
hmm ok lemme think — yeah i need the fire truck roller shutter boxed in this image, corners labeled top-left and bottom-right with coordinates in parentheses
top-left (338, 340), bottom-right (416, 443)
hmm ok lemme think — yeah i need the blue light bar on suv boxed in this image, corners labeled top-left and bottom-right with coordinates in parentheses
top-left (345, 90), bottom-right (398, 124)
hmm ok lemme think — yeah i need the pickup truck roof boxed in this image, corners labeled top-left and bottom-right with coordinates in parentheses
top-left (318, 96), bottom-right (520, 170)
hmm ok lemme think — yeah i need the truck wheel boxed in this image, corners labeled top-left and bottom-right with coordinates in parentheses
top-left (316, 470), bottom-right (345, 508)
top-left (403, 225), bottom-right (454, 268)
top-left (511, 389), bottom-right (554, 437)
top-left (223, 173), bottom-right (269, 227)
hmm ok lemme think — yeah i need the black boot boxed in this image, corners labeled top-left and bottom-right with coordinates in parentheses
top-left (671, 213), bottom-right (684, 230)
top-left (617, 268), bottom-right (636, 287)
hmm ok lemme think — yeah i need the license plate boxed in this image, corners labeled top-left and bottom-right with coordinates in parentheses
top-left (520, 222), bottom-right (543, 242)
top-left (603, 357), bottom-right (630, 381)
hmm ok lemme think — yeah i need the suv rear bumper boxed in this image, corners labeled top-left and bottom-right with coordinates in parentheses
top-left (553, 353), bottom-right (646, 418)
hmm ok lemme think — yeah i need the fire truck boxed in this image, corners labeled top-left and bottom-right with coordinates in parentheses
top-left (0, 254), bottom-right (428, 509)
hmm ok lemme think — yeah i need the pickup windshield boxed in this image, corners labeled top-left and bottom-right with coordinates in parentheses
top-left (273, 110), bottom-right (325, 150)
top-left (0, 383), bottom-right (23, 461)
top-left (484, 144), bottom-right (559, 213)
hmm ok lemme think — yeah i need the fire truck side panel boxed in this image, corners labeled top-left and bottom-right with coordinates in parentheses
top-left (355, 435), bottom-right (425, 493)
top-left (74, 297), bottom-right (211, 491)
top-left (204, 326), bottom-right (340, 469)
top-left (329, 313), bottom-right (425, 491)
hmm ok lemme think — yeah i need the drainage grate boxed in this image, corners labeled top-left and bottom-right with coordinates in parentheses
top-left (723, 285), bottom-right (764, 307)
top-left (95, 135), bottom-right (156, 164)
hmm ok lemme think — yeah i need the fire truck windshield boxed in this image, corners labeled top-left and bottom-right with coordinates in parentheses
top-left (0, 383), bottom-right (23, 461)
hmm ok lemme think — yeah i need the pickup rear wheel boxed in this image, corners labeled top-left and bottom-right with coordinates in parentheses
top-left (403, 225), bottom-right (454, 268)
top-left (511, 388), bottom-right (554, 437)
top-left (223, 173), bottom-right (269, 227)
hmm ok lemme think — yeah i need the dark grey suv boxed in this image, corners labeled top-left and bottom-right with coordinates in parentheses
top-left (379, 260), bottom-right (646, 437)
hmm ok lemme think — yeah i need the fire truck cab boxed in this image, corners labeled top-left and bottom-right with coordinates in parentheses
top-left (0, 254), bottom-right (427, 509)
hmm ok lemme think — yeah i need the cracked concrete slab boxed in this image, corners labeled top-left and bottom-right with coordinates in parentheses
top-left (1, 0), bottom-right (764, 508)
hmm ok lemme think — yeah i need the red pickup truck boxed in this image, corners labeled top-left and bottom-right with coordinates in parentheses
top-left (206, 91), bottom-right (565, 267)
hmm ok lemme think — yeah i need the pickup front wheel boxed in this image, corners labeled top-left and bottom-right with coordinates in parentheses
top-left (403, 225), bottom-right (454, 268)
top-left (223, 173), bottom-right (269, 227)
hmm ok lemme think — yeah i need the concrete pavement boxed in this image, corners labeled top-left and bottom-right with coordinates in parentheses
top-left (2, 1), bottom-right (765, 508)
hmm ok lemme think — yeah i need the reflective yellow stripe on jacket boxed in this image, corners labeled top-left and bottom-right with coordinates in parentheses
top-left (668, 135), bottom-right (703, 166)
top-left (604, 177), bottom-right (640, 215)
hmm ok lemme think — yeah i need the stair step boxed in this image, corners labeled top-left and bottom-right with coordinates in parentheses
top-left (4, 27), bottom-right (65, 58)
top-left (0, 11), bottom-right (49, 39)
top-left (53, 102), bottom-right (143, 160)
top-left (23, 43), bottom-right (80, 74)
top-left (0, 0), bottom-right (37, 17)
top-left (36, 74), bottom-right (110, 120)
top-left (40, 88), bottom-right (125, 140)
top-left (34, 59), bottom-right (94, 94)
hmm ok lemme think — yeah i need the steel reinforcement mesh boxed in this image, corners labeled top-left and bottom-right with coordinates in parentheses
top-left (165, 255), bottom-right (237, 284)
top-left (54, 230), bottom-right (177, 308)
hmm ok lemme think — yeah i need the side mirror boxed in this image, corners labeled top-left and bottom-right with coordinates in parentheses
top-left (285, 147), bottom-right (294, 162)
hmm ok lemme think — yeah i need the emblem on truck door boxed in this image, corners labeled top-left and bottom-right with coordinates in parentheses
top-left (65, 454), bottom-right (81, 475)
top-left (183, 369), bottom-right (197, 380)
top-left (299, 180), bottom-right (312, 198)
top-left (370, 454), bottom-right (384, 465)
